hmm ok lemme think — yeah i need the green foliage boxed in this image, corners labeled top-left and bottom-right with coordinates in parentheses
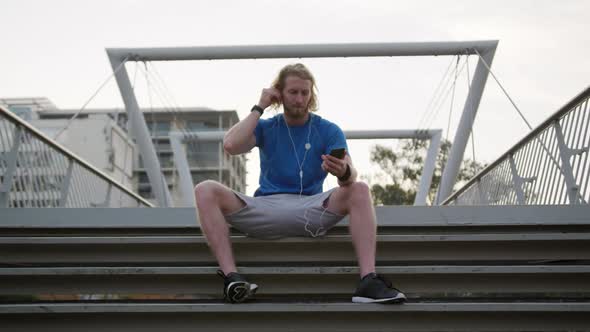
top-left (365, 138), bottom-right (487, 205)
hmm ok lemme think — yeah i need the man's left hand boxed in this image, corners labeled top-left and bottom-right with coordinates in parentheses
top-left (321, 154), bottom-right (347, 178)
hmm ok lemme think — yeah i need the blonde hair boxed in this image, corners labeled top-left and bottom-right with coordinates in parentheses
top-left (271, 63), bottom-right (319, 112)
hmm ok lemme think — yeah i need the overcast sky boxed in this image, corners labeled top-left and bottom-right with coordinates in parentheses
top-left (2, 0), bottom-right (589, 196)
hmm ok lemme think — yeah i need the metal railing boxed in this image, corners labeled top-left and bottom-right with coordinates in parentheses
top-left (0, 107), bottom-right (153, 208)
top-left (169, 129), bottom-right (443, 207)
top-left (443, 86), bottom-right (590, 205)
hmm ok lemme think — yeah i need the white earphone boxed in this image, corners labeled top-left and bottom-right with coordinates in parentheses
top-left (284, 114), bottom-right (329, 238)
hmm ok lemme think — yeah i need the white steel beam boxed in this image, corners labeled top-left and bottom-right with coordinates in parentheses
top-left (169, 133), bottom-right (196, 208)
top-left (106, 41), bottom-right (498, 61)
top-left (107, 56), bottom-right (173, 207)
top-left (435, 45), bottom-right (498, 203)
top-left (106, 41), bottom-right (499, 206)
top-left (416, 130), bottom-right (442, 205)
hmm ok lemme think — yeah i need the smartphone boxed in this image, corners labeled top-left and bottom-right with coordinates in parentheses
top-left (329, 148), bottom-right (346, 159)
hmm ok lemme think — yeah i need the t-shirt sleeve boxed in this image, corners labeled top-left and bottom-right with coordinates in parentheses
top-left (325, 124), bottom-right (349, 156)
top-left (254, 119), bottom-right (265, 148)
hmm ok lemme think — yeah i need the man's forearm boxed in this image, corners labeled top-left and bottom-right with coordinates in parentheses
top-left (225, 86), bottom-right (277, 148)
top-left (223, 111), bottom-right (260, 150)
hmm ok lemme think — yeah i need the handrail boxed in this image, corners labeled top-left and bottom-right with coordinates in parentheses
top-left (442, 86), bottom-right (590, 205)
top-left (0, 106), bottom-right (153, 207)
top-left (170, 129), bottom-right (443, 207)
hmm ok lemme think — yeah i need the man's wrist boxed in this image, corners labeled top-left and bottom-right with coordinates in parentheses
top-left (251, 105), bottom-right (264, 116)
top-left (337, 164), bottom-right (351, 182)
top-left (338, 176), bottom-right (354, 186)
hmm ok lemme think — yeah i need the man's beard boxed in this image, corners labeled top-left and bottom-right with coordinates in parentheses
top-left (284, 105), bottom-right (308, 119)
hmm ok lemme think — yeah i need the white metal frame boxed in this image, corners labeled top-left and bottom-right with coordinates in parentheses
top-left (106, 41), bottom-right (498, 206)
top-left (170, 129), bottom-right (442, 207)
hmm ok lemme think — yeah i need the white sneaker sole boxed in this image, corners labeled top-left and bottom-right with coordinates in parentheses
top-left (352, 293), bottom-right (406, 304)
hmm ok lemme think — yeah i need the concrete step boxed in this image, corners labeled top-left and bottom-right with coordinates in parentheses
top-left (1, 301), bottom-right (589, 331)
top-left (3, 292), bottom-right (590, 303)
top-left (6, 233), bottom-right (590, 244)
top-left (2, 264), bottom-right (588, 296)
top-left (3, 232), bottom-right (589, 264)
top-left (1, 206), bottom-right (589, 330)
top-left (3, 205), bottom-right (589, 229)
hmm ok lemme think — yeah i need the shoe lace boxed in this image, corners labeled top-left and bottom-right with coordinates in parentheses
top-left (217, 269), bottom-right (228, 280)
top-left (375, 274), bottom-right (393, 288)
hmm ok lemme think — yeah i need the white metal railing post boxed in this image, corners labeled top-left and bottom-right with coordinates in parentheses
top-left (553, 120), bottom-right (582, 205)
top-left (170, 132), bottom-right (196, 207)
top-left (21, 133), bottom-right (36, 207)
top-left (415, 130), bottom-right (442, 205)
top-left (508, 154), bottom-right (526, 204)
top-left (0, 126), bottom-right (23, 207)
top-left (58, 159), bottom-right (74, 207)
top-left (90, 183), bottom-right (113, 208)
top-left (104, 183), bottom-right (113, 207)
top-left (476, 179), bottom-right (489, 204)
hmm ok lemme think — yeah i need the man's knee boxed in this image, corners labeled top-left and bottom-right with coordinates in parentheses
top-left (194, 180), bottom-right (223, 203)
top-left (195, 180), bottom-right (243, 215)
top-left (349, 181), bottom-right (372, 204)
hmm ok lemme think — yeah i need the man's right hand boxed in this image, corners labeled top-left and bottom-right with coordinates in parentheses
top-left (258, 87), bottom-right (282, 110)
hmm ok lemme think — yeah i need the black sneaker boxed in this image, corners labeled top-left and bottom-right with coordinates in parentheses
top-left (352, 273), bottom-right (406, 304)
top-left (217, 269), bottom-right (258, 303)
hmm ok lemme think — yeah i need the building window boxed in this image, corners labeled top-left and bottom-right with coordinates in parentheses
top-left (191, 171), bottom-right (218, 184)
top-left (9, 106), bottom-right (33, 121)
top-left (186, 120), bottom-right (218, 131)
top-left (146, 121), bottom-right (171, 136)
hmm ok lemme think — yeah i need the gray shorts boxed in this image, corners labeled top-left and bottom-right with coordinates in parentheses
top-left (224, 188), bottom-right (346, 240)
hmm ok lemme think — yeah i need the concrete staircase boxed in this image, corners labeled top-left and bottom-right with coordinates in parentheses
top-left (1, 206), bottom-right (590, 331)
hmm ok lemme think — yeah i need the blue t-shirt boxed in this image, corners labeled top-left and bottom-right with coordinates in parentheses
top-left (254, 113), bottom-right (348, 197)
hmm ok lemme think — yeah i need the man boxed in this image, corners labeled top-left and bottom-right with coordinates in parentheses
top-left (194, 63), bottom-right (406, 304)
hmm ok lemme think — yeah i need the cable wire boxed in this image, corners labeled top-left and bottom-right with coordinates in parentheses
top-left (422, 55), bottom-right (470, 131)
top-left (142, 61), bottom-right (164, 203)
top-left (473, 49), bottom-right (533, 131)
top-left (53, 56), bottom-right (130, 140)
top-left (139, 64), bottom-right (196, 190)
top-left (445, 55), bottom-right (460, 142)
top-left (142, 61), bottom-right (214, 187)
top-left (138, 62), bottom-right (192, 138)
top-left (417, 56), bottom-right (457, 131)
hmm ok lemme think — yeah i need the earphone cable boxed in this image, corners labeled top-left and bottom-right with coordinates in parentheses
top-left (284, 113), bottom-right (313, 197)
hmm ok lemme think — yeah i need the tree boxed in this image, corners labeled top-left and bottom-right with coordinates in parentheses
top-left (362, 138), bottom-right (487, 205)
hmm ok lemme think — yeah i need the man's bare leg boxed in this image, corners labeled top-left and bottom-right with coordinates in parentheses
top-left (324, 182), bottom-right (376, 277)
top-left (194, 180), bottom-right (245, 275)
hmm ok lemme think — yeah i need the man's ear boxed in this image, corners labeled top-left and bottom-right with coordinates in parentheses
top-left (271, 86), bottom-right (283, 105)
